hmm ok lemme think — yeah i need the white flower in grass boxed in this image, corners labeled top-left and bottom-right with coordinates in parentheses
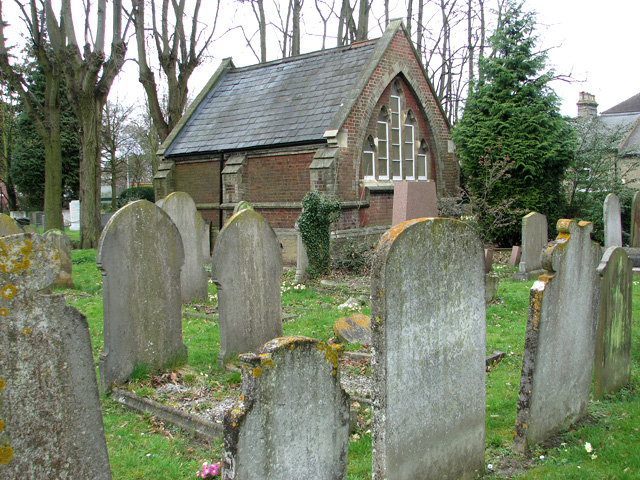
top-left (585, 442), bottom-right (593, 453)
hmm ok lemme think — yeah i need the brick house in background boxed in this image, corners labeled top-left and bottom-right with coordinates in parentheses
top-left (154, 20), bottom-right (459, 262)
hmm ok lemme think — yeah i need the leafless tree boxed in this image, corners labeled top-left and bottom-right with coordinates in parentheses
top-left (130, 0), bottom-right (218, 144)
top-left (0, 0), bottom-right (64, 230)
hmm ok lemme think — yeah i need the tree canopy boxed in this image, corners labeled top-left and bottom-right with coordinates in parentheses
top-left (452, 1), bottom-right (574, 245)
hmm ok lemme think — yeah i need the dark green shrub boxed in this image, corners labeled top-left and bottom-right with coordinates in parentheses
top-left (297, 191), bottom-right (341, 277)
top-left (117, 186), bottom-right (155, 208)
top-left (331, 237), bottom-right (375, 275)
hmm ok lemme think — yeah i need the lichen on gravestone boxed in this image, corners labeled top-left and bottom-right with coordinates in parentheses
top-left (0, 233), bottom-right (111, 478)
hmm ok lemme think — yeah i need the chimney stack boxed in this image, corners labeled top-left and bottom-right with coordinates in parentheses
top-left (577, 92), bottom-right (598, 119)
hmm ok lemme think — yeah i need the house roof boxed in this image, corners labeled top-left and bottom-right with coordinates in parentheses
top-left (601, 92), bottom-right (640, 115)
top-left (163, 39), bottom-right (380, 157)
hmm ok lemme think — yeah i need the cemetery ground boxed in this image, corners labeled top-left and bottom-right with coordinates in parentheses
top-left (61, 244), bottom-right (640, 480)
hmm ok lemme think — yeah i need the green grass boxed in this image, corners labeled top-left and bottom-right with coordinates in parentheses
top-left (63, 250), bottom-right (640, 479)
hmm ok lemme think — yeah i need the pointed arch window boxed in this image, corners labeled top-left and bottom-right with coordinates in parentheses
top-left (417, 140), bottom-right (430, 180)
top-left (403, 111), bottom-right (416, 180)
top-left (376, 108), bottom-right (390, 180)
top-left (363, 136), bottom-right (376, 180)
top-left (390, 84), bottom-right (402, 180)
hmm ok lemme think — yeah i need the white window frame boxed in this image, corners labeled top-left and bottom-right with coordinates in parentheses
top-left (403, 122), bottom-right (415, 180)
top-left (363, 139), bottom-right (376, 180)
top-left (377, 117), bottom-right (390, 180)
top-left (390, 94), bottom-right (402, 180)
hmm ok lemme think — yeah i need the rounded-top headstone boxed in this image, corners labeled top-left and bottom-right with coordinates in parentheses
top-left (0, 214), bottom-right (24, 237)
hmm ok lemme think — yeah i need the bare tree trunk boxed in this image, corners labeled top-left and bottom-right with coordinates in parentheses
top-left (416, 0), bottom-right (424, 55)
top-left (406, 0), bottom-right (414, 35)
top-left (292, 0), bottom-right (302, 55)
top-left (356, 0), bottom-right (370, 41)
top-left (257, 0), bottom-right (267, 61)
top-left (314, 0), bottom-right (333, 49)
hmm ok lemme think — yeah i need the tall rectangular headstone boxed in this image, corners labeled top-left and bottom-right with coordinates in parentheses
top-left (391, 181), bottom-right (438, 226)
top-left (630, 191), bottom-right (640, 247)
top-left (159, 192), bottom-right (208, 302)
top-left (604, 193), bottom-right (622, 247)
top-left (371, 218), bottom-right (486, 480)
top-left (97, 200), bottom-right (187, 392)
top-left (69, 200), bottom-right (81, 231)
top-left (0, 234), bottom-right (111, 478)
top-left (514, 212), bottom-right (548, 281)
top-left (213, 208), bottom-right (282, 366)
top-left (222, 337), bottom-right (349, 479)
top-left (593, 247), bottom-right (632, 399)
top-left (514, 220), bottom-right (601, 454)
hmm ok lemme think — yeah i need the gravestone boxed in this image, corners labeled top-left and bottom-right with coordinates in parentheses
top-left (23, 225), bottom-right (39, 234)
top-left (391, 181), bottom-right (438, 226)
top-left (213, 208), bottom-right (282, 366)
top-left (97, 200), bottom-right (187, 392)
top-left (333, 313), bottom-right (371, 344)
top-left (509, 246), bottom-right (522, 267)
top-left (371, 218), bottom-right (486, 480)
top-left (0, 234), bottom-right (111, 478)
top-left (294, 224), bottom-right (309, 285)
top-left (513, 220), bottom-right (601, 454)
top-left (514, 212), bottom-right (548, 281)
top-left (631, 191), bottom-right (640, 247)
top-left (159, 192), bottom-right (208, 302)
top-left (484, 247), bottom-right (494, 273)
top-left (604, 193), bottom-right (622, 247)
top-left (44, 229), bottom-right (74, 288)
top-left (593, 247), bottom-right (632, 400)
top-left (0, 214), bottom-right (24, 236)
top-left (222, 336), bottom-right (349, 479)
top-left (69, 200), bottom-right (80, 231)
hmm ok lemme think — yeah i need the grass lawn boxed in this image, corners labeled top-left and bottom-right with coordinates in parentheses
top-left (61, 249), bottom-right (640, 479)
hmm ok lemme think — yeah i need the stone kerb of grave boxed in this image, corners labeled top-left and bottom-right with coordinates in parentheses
top-left (97, 200), bottom-right (187, 393)
top-left (594, 246), bottom-right (632, 400)
top-left (213, 208), bottom-right (283, 367)
top-left (0, 214), bottom-right (24, 236)
top-left (159, 192), bottom-right (208, 303)
top-left (371, 217), bottom-right (486, 480)
top-left (0, 234), bottom-right (111, 478)
top-left (513, 219), bottom-right (601, 454)
top-left (222, 336), bottom-right (350, 479)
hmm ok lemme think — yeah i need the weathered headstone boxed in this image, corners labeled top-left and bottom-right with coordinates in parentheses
top-left (159, 192), bottom-right (208, 302)
top-left (371, 218), bottom-right (486, 480)
top-left (0, 214), bottom-right (24, 236)
top-left (44, 229), bottom-right (74, 288)
top-left (294, 224), bottom-right (309, 285)
top-left (593, 247), bottom-right (632, 400)
top-left (333, 313), bottom-right (371, 344)
top-left (604, 193), bottom-right (622, 247)
top-left (97, 200), bottom-right (187, 392)
top-left (213, 208), bottom-right (282, 366)
top-left (509, 245), bottom-right (522, 267)
top-left (513, 220), bottom-right (601, 454)
top-left (222, 336), bottom-right (349, 479)
top-left (23, 225), bottom-right (39, 234)
top-left (484, 247), bottom-right (494, 273)
top-left (514, 212), bottom-right (548, 281)
top-left (391, 181), bottom-right (438, 226)
top-left (630, 191), bottom-right (640, 247)
top-left (0, 234), bottom-right (111, 478)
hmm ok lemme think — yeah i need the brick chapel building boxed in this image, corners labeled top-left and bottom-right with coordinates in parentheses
top-left (154, 20), bottom-right (459, 262)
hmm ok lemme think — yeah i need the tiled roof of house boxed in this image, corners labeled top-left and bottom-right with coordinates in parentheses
top-left (164, 41), bottom-right (378, 157)
top-left (601, 92), bottom-right (640, 115)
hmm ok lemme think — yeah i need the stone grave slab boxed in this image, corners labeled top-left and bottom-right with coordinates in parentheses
top-left (159, 191), bottom-right (208, 302)
top-left (509, 246), bottom-right (522, 267)
top-left (593, 247), bottom-right (632, 399)
top-left (0, 234), bottom-right (111, 478)
top-left (44, 229), bottom-right (74, 288)
top-left (333, 313), bottom-right (371, 344)
top-left (631, 191), bottom-right (640, 247)
top-left (514, 212), bottom-right (547, 281)
top-left (97, 200), bottom-right (187, 392)
top-left (604, 193), bottom-right (622, 247)
top-left (213, 208), bottom-right (282, 366)
top-left (0, 214), bottom-right (23, 236)
top-left (513, 220), bottom-right (601, 454)
top-left (371, 218), bottom-right (486, 480)
top-left (222, 336), bottom-right (349, 479)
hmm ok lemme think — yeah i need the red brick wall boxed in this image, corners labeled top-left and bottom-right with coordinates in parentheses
top-left (245, 153), bottom-right (313, 203)
top-left (175, 161), bottom-right (220, 204)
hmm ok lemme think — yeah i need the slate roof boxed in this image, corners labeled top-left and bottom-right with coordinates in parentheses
top-left (164, 40), bottom-right (379, 157)
top-left (602, 92), bottom-right (640, 115)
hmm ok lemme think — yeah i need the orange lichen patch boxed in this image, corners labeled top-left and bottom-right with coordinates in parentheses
top-left (578, 220), bottom-right (592, 228)
top-left (251, 366), bottom-right (263, 378)
top-left (0, 308), bottom-right (7, 316)
top-left (0, 420), bottom-right (4, 433)
top-left (0, 446), bottom-right (13, 465)
top-left (21, 328), bottom-right (31, 336)
top-left (0, 237), bottom-right (33, 274)
top-left (0, 285), bottom-right (16, 301)
top-left (556, 219), bottom-right (573, 234)
top-left (317, 341), bottom-right (343, 375)
top-left (0, 378), bottom-right (4, 391)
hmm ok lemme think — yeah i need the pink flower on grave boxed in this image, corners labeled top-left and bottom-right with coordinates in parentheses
top-left (197, 462), bottom-right (221, 478)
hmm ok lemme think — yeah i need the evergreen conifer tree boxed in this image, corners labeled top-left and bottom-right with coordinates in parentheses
top-left (452, 1), bottom-right (574, 245)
